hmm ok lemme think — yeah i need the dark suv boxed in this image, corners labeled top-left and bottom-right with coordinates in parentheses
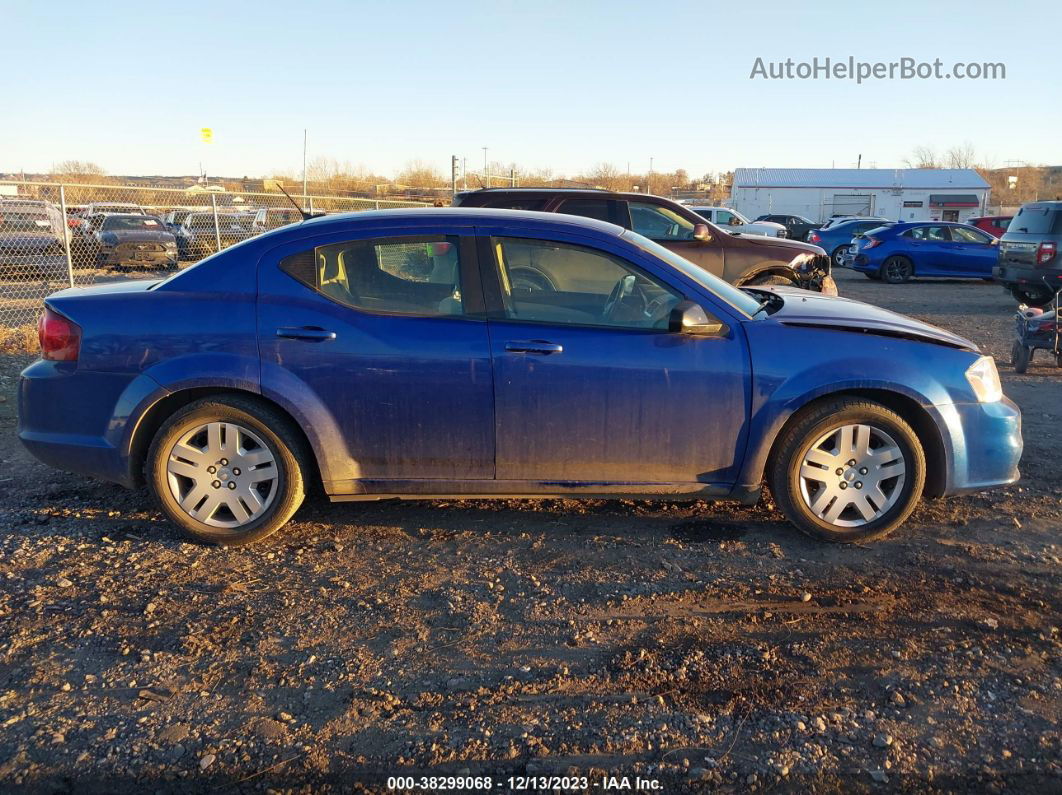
top-left (995, 201), bottom-right (1062, 306)
top-left (452, 189), bottom-right (835, 294)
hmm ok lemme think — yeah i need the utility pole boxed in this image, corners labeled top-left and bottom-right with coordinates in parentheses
top-left (857, 153), bottom-right (862, 170)
top-left (451, 155), bottom-right (459, 197)
top-left (648, 157), bottom-right (654, 195)
top-left (482, 147), bottom-right (489, 188)
top-left (302, 129), bottom-right (308, 208)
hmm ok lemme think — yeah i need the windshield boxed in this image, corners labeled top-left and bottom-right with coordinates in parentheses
top-left (101, 215), bottom-right (165, 231)
top-left (622, 230), bottom-right (761, 318)
top-left (0, 210), bottom-right (51, 232)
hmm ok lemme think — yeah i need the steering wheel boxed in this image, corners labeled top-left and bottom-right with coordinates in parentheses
top-left (642, 294), bottom-right (675, 325)
top-left (603, 275), bottom-right (641, 321)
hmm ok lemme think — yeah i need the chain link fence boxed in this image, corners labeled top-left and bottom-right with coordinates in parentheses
top-left (0, 180), bottom-right (427, 326)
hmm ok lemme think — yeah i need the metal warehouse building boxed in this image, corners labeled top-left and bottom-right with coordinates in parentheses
top-left (730, 168), bottom-right (990, 225)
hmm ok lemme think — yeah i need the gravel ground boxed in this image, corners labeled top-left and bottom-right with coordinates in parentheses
top-left (0, 269), bottom-right (1059, 793)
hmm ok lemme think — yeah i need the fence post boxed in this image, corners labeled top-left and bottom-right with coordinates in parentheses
top-left (309, 196), bottom-right (314, 215)
top-left (58, 185), bottom-right (74, 288)
top-left (210, 194), bottom-right (222, 254)
top-left (374, 200), bottom-right (380, 210)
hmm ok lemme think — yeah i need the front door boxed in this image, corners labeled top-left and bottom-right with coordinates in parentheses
top-left (479, 231), bottom-right (750, 489)
top-left (945, 225), bottom-right (998, 277)
top-left (624, 200), bottom-right (727, 278)
top-left (257, 230), bottom-right (495, 487)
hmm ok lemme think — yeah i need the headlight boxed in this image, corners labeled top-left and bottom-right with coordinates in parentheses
top-left (966, 356), bottom-right (1002, 403)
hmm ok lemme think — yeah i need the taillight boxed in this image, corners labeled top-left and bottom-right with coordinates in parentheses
top-left (1037, 241), bottom-right (1057, 266)
top-left (864, 237), bottom-right (882, 249)
top-left (809, 231), bottom-right (821, 243)
top-left (38, 307), bottom-right (80, 362)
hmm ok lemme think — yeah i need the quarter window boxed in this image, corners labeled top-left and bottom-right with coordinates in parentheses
top-left (628, 202), bottom-right (697, 241)
top-left (280, 235), bottom-right (464, 317)
top-left (490, 237), bottom-right (681, 330)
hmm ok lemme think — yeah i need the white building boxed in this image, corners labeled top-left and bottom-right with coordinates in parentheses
top-left (730, 168), bottom-right (990, 224)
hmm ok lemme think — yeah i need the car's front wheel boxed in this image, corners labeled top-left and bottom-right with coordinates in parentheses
top-left (768, 398), bottom-right (925, 543)
top-left (147, 396), bottom-right (308, 546)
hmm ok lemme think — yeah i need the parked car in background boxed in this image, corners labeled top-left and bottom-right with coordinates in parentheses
top-left (161, 208), bottom-right (196, 235)
top-left (688, 207), bottom-right (787, 237)
top-left (850, 222), bottom-right (998, 283)
top-left (0, 200), bottom-right (68, 278)
top-left (821, 215), bottom-right (892, 230)
top-left (453, 189), bottom-right (834, 293)
top-left (809, 219), bottom-right (897, 268)
top-left (253, 207), bottom-right (304, 233)
top-left (19, 208), bottom-right (1021, 547)
top-left (755, 213), bottom-right (817, 242)
top-left (83, 213), bottom-right (177, 270)
top-left (174, 211), bottom-right (255, 259)
top-left (968, 215), bottom-right (1012, 238)
top-left (994, 201), bottom-right (1062, 306)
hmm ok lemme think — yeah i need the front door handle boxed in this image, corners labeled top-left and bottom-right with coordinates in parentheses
top-left (505, 340), bottom-right (563, 355)
top-left (276, 326), bottom-right (337, 342)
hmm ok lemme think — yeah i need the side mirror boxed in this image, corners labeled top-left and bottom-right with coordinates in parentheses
top-left (989, 238), bottom-right (1000, 246)
top-left (668, 300), bottom-right (728, 337)
top-left (693, 223), bottom-right (711, 242)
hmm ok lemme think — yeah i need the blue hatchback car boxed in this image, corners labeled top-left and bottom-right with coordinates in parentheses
top-left (19, 209), bottom-right (1022, 546)
top-left (808, 219), bottom-right (895, 269)
top-left (851, 222), bottom-right (1000, 283)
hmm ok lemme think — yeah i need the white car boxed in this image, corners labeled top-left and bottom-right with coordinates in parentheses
top-left (689, 206), bottom-right (787, 238)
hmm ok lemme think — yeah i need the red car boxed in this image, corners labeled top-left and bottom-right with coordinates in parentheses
top-left (968, 215), bottom-right (1012, 238)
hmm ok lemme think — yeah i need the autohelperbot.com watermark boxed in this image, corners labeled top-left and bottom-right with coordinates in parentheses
top-left (749, 56), bottom-right (1005, 83)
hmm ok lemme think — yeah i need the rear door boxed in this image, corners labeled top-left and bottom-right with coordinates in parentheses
top-left (904, 225), bottom-right (952, 274)
top-left (257, 225), bottom-right (496, 488)
top-left (476, 225), bottom-right (750, 490)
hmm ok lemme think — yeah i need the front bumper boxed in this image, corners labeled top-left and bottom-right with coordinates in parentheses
top-left (930, 397), bottom-right (1022, 495)
top-left (99, 244), bottom-right (177, 267)
top-left (993, 263), bottom-right (1062, 289)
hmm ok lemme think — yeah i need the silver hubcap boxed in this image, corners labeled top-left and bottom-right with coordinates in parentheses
top-left (166, 422), bottom-right (278, 528)
top-left (797, 424), bottom-right (906, 528)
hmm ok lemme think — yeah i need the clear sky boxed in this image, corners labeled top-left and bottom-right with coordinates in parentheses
top-left (2, 0), bottom-right (1058, 179)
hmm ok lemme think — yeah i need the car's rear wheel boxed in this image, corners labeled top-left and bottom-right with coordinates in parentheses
top-left (1010, 285), bottom-right (1054, 307)
top-left (147, 396), bottom-right (308, 546)
top-left (768, 398), bottom-right (925, 543)
top-left (881, 256), bottom-right (913, 284)
top-left (830, 246), bottom-right (849, 268)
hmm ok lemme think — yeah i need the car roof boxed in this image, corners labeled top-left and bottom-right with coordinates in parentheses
top-left (298, 206), bottom-right (626, 236)
top-left (456, 187), bottom-right (668, 202)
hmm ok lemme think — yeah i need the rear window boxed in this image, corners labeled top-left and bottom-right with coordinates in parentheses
top-left (0, 210), bottom-right (51, 231)
top-left (1009, 205), bottom-right (1062, 235)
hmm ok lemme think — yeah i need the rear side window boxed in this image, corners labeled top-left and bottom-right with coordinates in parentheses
top-left (556, 198), bottom-right (613, 223)
top-left (1009, 206), bottom-right (1062, 235)
top-left (280, 235), bottom-right (464, 317)
top-left (951, 226), bottom-right (992, 244)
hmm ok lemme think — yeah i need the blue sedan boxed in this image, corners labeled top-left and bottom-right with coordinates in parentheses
top-left (20, 209), bottom-right (1021, 546)
top-left (851, 222), bottom-right (1000, 283)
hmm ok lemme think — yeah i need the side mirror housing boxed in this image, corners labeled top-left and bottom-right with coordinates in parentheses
top-left (693, 223), bottom-right (711, 241)
top-left (668, 300), bottom-right (728, 337)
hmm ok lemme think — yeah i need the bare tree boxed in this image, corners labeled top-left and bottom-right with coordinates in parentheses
top-left (50, 160), bottom-right (108, 180)
top-left (395, 160), bottom-right (446, 189)
top-left (904, 146), bottom-right (940, 169)
top-left (945, 141), bottom-right (978, 169)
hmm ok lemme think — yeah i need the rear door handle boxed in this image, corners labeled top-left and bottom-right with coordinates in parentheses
top-left (276, 326), bottom-right (336, 342)
top-left (505, 340), bottom-right (563, 355)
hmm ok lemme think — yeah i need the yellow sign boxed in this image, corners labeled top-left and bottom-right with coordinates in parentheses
top-left (200, 127), bottom-right (214, 143)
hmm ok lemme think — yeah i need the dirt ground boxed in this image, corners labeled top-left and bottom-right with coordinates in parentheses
top-left (0, 269), bottom-right (1058, 793)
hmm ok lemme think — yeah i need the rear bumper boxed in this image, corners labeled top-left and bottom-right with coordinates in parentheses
top-left (929, 397), bottom-right (1022, 495)
top-left (993, 263), bottom-right (1062, 289)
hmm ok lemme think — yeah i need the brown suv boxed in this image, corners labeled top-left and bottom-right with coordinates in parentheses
top-left (452, 188), bottom-right (836, 294)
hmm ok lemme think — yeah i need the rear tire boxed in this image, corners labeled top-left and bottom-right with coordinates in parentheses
top-left (146, 396), bottom-right (308, 546)
top-left (1011, 341), bottom-right (1030, 374)
top-left (881, 256), bottom-right (913, 284)
top-left (830, 246), bottom-right (849, 269)
top-left (768, 398), bottom-right (925, 543)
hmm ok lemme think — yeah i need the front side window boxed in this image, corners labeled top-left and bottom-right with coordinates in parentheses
top-left (951, 226), bottom-right (992, 244)
top-left (281, 235), bottom-right (463, 317)
top-left (490, 237), bottom-right (681, 330)
top-left (628, 202), bottom-right (697, 241)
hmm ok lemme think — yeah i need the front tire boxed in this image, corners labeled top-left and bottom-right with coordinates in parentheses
top-left (768, 398), bottom-right (925, 543)
top-left (147, 396), bottom-right (308, 546)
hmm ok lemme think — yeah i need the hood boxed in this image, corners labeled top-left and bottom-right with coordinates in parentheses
top-left (760, 287), bottom-right (977, 351)
top-left (734, 234), bottom-right (825, 256)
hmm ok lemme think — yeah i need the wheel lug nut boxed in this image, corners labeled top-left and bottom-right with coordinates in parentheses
top-left (859, 467), bottom-right (868, 475)
top-left (855, 481), bottom-right (863, 489)
top-left (211, 480), bottom-right (221, 489)
top-left (848, 459), bottom-right (856, 466)
top-left (227, 482), bottom-right (236, 490)
top-left (207, 466), bottom-right (217, 474)
top-left (835, 468), bottom-right (844, 476)
top-left (233, 468), bottom-right (241, 476)
top-left (220, 458), bottom-right (228, 466)
top-left (839, 482), bottom-right (847, 490)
